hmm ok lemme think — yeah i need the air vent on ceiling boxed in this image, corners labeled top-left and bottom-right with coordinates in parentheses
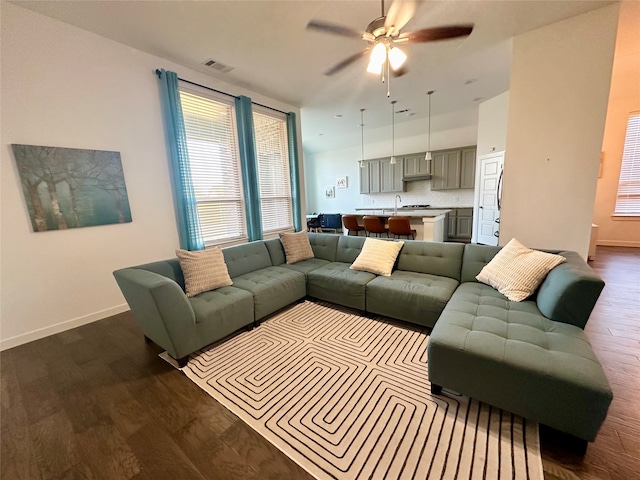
top-left (202, 59), bottom-right (234, 73)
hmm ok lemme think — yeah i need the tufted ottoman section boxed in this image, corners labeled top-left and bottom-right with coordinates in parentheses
top-left (428, 282), bottom-right (612, 442)
top-left (232, 266), bottom-right (306, 321)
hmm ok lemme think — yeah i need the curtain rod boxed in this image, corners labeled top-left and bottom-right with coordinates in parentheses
top-left (155, 69), bottom-right (289, 116)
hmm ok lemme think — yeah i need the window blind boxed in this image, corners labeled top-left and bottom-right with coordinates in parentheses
top-left (614, 112), bottom-right (640, 216)
top-left (253, 110), bottom-right (293, 233)
top-left (179, 90), bottom-right (247, 243)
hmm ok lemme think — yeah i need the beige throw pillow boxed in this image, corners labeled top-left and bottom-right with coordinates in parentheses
top-left (350, 238), bottom-right (404, 277)
top-left (476, 238), bottom-right (565, 302)
top-left (280, 231), bottom-right (314, 264)
top-left (176, 247), bottom-right (233, 297)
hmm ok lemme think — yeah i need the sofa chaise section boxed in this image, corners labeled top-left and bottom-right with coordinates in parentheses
top-left (428, 244), bottom-right (612, 445)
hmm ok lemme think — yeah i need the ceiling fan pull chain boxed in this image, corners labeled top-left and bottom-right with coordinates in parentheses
top-left (386, 59), bottom-right (391, 97)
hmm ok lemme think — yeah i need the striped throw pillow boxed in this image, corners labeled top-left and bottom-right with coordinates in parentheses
top-left (176, 247), bottom-right (233, 297)
top-left (350, 238), bottom-right (404, 277)
top-left (476, 238), bottom-right (565, 302)
top-left (280, 231), bottom-right (315, 264)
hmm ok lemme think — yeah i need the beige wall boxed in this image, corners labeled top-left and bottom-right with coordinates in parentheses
top-left (593, 1), bottom-right (640, 247)
top-left (476, 91), bottom-right (510, 158)
top-left (500, 5), bottom-right (619, 259)
top-left (0, 3), bottom-right (303, 349)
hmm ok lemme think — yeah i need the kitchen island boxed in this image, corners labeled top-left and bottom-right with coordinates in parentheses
top-left (344, 209), bottom-right (451, 242)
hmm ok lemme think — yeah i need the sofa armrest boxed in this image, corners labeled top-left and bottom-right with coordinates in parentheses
top-left (113, 268), bottom-right (196, 358)
top-left (536, 251), bottom-right (604, 329)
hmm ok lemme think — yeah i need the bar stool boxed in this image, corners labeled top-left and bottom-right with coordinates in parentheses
top-left (342, 215), bottom-right (365, 236)
top-left (388, 216), bottom-right (417, 240)
top-left (363, 216), bottom-right (389, 238)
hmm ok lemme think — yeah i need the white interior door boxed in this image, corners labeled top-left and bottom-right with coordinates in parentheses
top-left (476, 152), bottom-right (504, 246)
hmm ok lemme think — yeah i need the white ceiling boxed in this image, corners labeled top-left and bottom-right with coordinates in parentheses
top-left (14, 0), bottom-right (616, 153)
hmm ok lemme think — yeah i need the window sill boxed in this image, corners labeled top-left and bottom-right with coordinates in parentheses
top-left (611, 215), bottom-right (640, 221)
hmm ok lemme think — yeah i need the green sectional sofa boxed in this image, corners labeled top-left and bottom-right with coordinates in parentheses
top-left (113, 233), bottom-right (611, 449)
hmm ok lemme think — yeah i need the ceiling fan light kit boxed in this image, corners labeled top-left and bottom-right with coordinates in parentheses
top-left (307, 0), bottom-right (473, 97)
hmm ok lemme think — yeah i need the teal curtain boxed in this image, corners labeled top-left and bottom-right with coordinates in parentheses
top-left (287, 112), bottom-right (303, 232)
top-left (235, 95), bottom-right (263, 241)
top-left (157, 69), bottom-right (204, 251)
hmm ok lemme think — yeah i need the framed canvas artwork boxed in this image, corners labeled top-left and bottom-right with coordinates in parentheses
top-left (12, 144), bottom-right (132, 232)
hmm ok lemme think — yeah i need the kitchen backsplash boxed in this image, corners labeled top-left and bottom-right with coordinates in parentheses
top-left (361, 181), bottom-right (475, 208)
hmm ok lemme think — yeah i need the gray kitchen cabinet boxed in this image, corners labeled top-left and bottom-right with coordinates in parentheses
top-left (359, 161), bottom-right (370, 194)
top-left (381, 159), bottom-right (406, 192)
top-left (431, 147), bottom-right (476, 191)
top-left (402, 153), bottom-right (431, 180)
top-left (360, 158), bottom-right (404, 194)
top-left (447, 211), bottom-right (457, 238)
top-left (460, 148), bottom-right (477, 189)
top-left (448, 208), bottom-right (473, 241)
top-left (455, 208), bottom-right (473, 239)
top-left (369, 160), bottom-right (381, 193)
top-left (432, 150), bottom-right (462, 190)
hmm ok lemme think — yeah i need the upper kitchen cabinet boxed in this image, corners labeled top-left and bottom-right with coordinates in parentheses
top-left (360, 158), bottom-right (405, 194)
top-left (402, 153), bottom-right (431, 180)
top-left (381, 158), bottom-right (405, 192)
top-left (359, 161), bottom-right (370, 193)
top-left (431, 146), bottom-right (477, 190)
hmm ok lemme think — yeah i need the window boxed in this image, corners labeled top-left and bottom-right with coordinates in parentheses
top-left (179, 89), bottom-right (247, 244)
top-left (253, 108), bottom-right (293, 233)
top-left (614, 112), bottom-right (640, 216)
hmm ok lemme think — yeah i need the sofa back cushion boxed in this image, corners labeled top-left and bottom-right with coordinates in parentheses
top-left (222, 241), bottom-right (272, 278)
top-left (461, 244), bottom-right (502, 283)
top-left (396, 241), bottom-right (465, 281)
top-left (132, 259), bottom-right (186, 290)
top-left (309, 232), bottom-right (339, 262)
top-left (336, 235), bottom-right (366, 263)
top-left (264, 233), bottom-right (339, 266)
top-left (264, 238), bottom-right (287, 266)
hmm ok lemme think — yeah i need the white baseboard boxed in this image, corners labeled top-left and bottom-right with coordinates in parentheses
top-left (0, 304), bottom-right (130, 351)
top-left (597, 240), bottom-right (640, 248)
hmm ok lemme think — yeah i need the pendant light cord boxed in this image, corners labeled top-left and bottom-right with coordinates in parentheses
top-left (360, 108), bottom-right (365, 166)
top-left (428, 91), bottom-right (432, 153)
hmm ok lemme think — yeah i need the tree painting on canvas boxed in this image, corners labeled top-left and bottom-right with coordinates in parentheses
top-left (12, 144), bottom-right (132, 232)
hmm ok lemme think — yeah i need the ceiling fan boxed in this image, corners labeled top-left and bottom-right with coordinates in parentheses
top-left (307, 0), bottom-right (473, 91)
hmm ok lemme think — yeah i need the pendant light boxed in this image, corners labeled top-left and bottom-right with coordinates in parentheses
top-left (425, 91), bottom-right (434, 162)
top-left (359, 108), bottom-right (366, 168)
top-left (390, 100), bottom-right (397, 165)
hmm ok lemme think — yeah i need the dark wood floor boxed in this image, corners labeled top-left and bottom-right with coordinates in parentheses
top-left (1, 247), bottom-right (638, 480)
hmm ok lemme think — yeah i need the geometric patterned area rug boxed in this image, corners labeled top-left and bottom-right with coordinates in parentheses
top-left (182, 300), bottom-right (544, 480)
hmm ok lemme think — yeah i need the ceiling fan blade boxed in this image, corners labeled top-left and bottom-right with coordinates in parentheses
top-left (307, 20), bottom-right (363, 39)
top-left (324, 49), bottom-right (370, 76)
top-left (399, 25), bottom-right (473, 43)
top-left (392, 66), bottom-right (408, 78)
top-left (385, 0), bottom-right (417, 33)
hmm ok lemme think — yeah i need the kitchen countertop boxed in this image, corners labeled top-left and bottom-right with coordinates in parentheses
top-left (354, 206), bottom-right (472, 211)
top-left (345, 209), bottom-right (451, 217)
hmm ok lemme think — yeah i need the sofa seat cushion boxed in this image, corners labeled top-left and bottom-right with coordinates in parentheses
top-left (232, 266), bottom-right (306, 320)
top-left (307, 262), bottom-right (376, 310)
top-left (366, 271), bottom-right (459, 328)
top-left (280, 258), bottom-right (330, 277)
top-left (428, 282), bottom-right (612, 441)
